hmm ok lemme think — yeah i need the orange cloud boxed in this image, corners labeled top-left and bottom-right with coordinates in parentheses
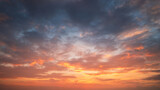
top-left (58, 62), bottom-right (83, 72)
top-left (118, 28), bottom-right (148, 40)
top-left (0, 63), bottom-right (30, 68)
top-left (103, 54), bottom-right (112, 58)
top-left (0, 59), bottom-right (47, 68)
top-left (29, 60), bottom-right (44, 66)
top-left (126, 46), bottom-right (144, 51)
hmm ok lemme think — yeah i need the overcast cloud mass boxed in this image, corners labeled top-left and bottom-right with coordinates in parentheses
top-left (0, 0), bottom-right (160, 90)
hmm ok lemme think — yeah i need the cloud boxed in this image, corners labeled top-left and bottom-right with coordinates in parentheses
top-left (0, 0), bottom-right (160, 89)
top-left (144, 74), bottom-right (160, 80)
top-left (0, 13), bottom-right (9, 23)
top-left (96, 78), bottom-right (114, 81)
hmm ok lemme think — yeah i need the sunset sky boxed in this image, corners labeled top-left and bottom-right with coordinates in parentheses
top-left (0, 0), bottom-right (160, 90)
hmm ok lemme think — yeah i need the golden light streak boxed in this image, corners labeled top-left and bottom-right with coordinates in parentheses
top-left (58, 62), bottom-right (84, 72)
top-left (126, 46), bottom-right (144, 50)
top-left (118, 28), bottom-right (148, 40)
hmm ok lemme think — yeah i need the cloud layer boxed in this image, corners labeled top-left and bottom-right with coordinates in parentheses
top-left (0, 0), bottom-right (160, 90)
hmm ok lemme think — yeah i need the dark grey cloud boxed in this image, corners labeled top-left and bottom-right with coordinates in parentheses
top-left (0, 0), bottom-right (159, 65)
top-left (144, 74), bottom-right (160, 80)
top-left (141, 70), bottom-right (160, 73)
top-left (0, 0), bottom-right (143, 34)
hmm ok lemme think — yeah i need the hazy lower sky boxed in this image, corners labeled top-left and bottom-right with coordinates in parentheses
top-left (0, 0), bottom-right (160, 90)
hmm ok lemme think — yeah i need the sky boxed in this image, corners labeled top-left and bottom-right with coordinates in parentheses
top-left (0, 0), bottom-right (160, 90)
